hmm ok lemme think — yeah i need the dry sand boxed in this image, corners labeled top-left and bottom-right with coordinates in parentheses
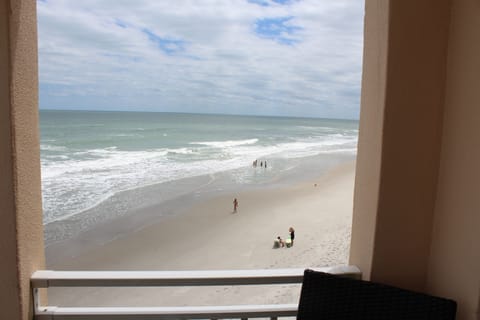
top-left (48, 161), bottom-right (355, 307)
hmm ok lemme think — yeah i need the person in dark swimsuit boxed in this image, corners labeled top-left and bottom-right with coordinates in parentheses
top-left (289, 227), bottom-right (295, 246)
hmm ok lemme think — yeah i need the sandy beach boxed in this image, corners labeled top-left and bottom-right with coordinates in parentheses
top-left (47, 160), bottom-right (355, 308)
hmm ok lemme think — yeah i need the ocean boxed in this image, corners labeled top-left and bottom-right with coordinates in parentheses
top-left (40, 110), bottom-right (358, 245)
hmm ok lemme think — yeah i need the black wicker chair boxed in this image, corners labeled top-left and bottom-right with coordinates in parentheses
top-left (297, 269), bottom-right (457, 320)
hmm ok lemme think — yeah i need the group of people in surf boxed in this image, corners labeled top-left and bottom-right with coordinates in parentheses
top-left (252, 159), bottom-right (267, 168)
top-left (274, 227), bottom-right (295, 248)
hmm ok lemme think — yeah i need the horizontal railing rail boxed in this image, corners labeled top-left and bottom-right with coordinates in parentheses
top-left (32, 265), bottom-right (361, 320)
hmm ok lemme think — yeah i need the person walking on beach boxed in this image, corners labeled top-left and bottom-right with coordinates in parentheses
top-left (233, 198), bottom-right (239, 213)
top-left (289, 227), bottom-right (295, 246)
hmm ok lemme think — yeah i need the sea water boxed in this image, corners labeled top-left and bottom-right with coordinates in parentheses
top-left (40, 110), bottom-right (358, 245)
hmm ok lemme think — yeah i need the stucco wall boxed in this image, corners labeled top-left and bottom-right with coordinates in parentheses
top-left (352, 0), bottom-right (479, 318)
top-left (427, 0), bottom-right (480, 319)
top-left (0, 1), bottom-right (45, 320)
top-left (350, 0), bottom-right (451, 291)
top-left (0, 0), bottom-right (22, 318)
top-left (349, 0), bottom-right (389, 281)
top-left (370, 0), bottom-right (451, 291)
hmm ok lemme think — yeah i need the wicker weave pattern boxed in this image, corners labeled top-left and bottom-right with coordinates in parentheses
top-left (297, 269), bottom-right (457, 320)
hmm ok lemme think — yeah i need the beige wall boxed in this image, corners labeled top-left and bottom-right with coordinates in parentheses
top-left (351, 0), bottom-right (451, 291)
top-left (372, 0), bottom-right (451, 290)
top-left (427, 0), bottom-right (480, 319)
top-left (0, 0), bottom-right (22, 318)
top-left (349, 0), bottom-right (389, 281)
top-left (352, 0), bottom-right (479, 319)
top-left (0, 1), bottom-right (45, 320)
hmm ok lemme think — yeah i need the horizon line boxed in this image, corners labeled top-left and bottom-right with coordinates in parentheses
top-left (38, 107), bottom-right (360, 122)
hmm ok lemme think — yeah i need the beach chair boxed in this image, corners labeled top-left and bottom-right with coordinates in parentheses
top-left (297, 269), bottom-right (457, 320)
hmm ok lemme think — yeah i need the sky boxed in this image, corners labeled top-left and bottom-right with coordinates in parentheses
top-left (37, 0), bottom-right (364, 119)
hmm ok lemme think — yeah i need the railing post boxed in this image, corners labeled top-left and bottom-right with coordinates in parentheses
top-left (33, 288), bottom-right (40, 312)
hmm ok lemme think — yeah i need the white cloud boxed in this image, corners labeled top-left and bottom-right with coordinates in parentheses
top-left (37, 0), bottom-right (364, 119)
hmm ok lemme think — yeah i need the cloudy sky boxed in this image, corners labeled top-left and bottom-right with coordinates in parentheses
top-left (37, 0), bottom-right (364, 119)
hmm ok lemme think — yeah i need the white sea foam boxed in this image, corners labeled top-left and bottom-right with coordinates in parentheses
top-left (191, 138), bottom-right (258, 148)
top-left (40, 144), bottom-right (68, 151)
top-left (42, 147), bottom-right (169, 179)
top-left (167, 148), bottom-right (196, 155)
top-left (111, 133), bottom-right (141, 137)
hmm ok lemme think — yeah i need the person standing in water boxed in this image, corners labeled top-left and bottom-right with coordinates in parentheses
top-left (233, 198), bottom-right (239, 213)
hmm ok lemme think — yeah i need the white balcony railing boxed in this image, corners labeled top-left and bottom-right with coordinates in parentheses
top-left (31, 265), bottom-right (361, 320)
